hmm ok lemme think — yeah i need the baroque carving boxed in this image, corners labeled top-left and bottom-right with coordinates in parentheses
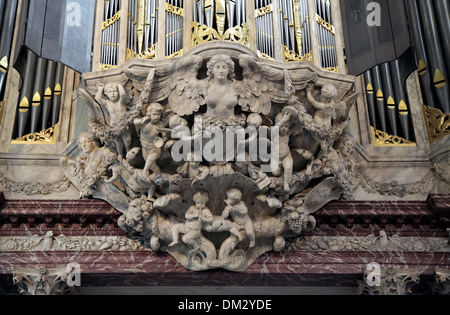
top-left (0, 232), bottom-right (145, 252)
top-left (12, 266), bottom-right (78, 295)
top-left (433, 268), bottom-right (450, 295)
top-left (288, 232), bottom-right (449, 252)
top-left (0, 171), bottom-right (71, 196)
top-left (62, 49), bottom-right (361, 271)
top-left (423, 105), bottom-right (450, 144)
top-left (360, 172), bottom-right (436, 197)
top-left (356, 267), bottom-right (422, 295)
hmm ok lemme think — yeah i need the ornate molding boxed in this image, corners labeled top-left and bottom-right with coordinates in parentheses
top-left (11, 124), bottom-right (58, 144)
top-left (126, 44), bottom-right (157, 61)
top-left (423, 105), bottom-right (450, 144)
top-left (288, 232), bottom-right (449, 252)
top-left (165, 2), bottom-right (183, 17)
top-left (12, 266), bottom-right (78, 295)
top-left (360, 172), bottom-right (435, 197)
top-left (0, 233), bottom-right (145, 252)
top-left (191, 22), bottom-right (249, 47)
top-left (102, 10), bottom-right (121, 30)
top-left (256, 4), bottom-right (273, 17)
top-left (356, 267), bottom-right (422, 295)
top-left (432, 156), bottom-right (450, 186)
top-left (370, 126), bottom-right (416, 147)
top-left (0, 172), bottom-right (71, 196)
top-left (433, 268), bottom-right (450, 295)
top-left (283, 45), bottom-right (313, 63)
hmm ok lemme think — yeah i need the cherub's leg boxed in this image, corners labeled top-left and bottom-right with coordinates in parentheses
top-left (115, 138), bottom-right (125, 160)
top-left (270, 156), bottom-right (281, 176)
top-left (169, 224), bottom-right (185, 247)
top-left (282, 154), bottom-right (294, 191)
top-left (143, 148), bottom-right (162, 175)
top-left (245, 221), bottom-right (256, 248)
top-left (182, 230), bottom-right (202, 249)
top-left (147, 183), bottom-right (157, 201)
top-left (122, 129), bottom-right (132, 153)
top-left (226, 221), bottom-right (243, 241)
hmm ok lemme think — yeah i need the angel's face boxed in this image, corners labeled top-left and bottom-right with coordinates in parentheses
top-left (105, 86), bottom-right (119, 102)
top-left (149, 111), bottom-right (162, 124)
top-left (279, 122), bottom-right (290, 136)
top-left (80, 138), bottom-right (96, 153)
top-left (340, 140), bottom-right (354, 157)
top-left (212, 61), bottom-right (230, 82)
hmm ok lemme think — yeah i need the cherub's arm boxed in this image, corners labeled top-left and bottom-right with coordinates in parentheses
top-left (201, 208), bottom-right (214, 224)
top-left (185, 207), bottom-right (200, 220)
top-left (158, 121), bottom-right (170, 142)
top-left (105, 165), bottom-right (120, 184)
top-left (306, 86), bottom-right (326, 111)
top-left (222, 206), bottom-right (230, 219)
top-left (275, 112), bottom-right (292, 127)
top-left (192, 166), bottom-right (209, 185)
top-left (95, 85), bottom-right (107, 107)
top-left (134, 116), bottom-right (151, 127)
top-left (117, 84), bottom-right (129, 106)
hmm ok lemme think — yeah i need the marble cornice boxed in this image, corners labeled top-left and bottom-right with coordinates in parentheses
top-left (0, 194), bottom-right (448, 238)
top-left (0, 250), bottom-right (448, 288)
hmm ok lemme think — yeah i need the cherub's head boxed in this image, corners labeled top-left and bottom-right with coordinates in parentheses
top-left (275, 113), bottom-right (292, 136)
top-left (225, 188), bottom-right (242, 205)
top-left (77, 132), bottom-right (100, 154)
top-left (207, 54), bottom-right (235, 82)
top-left (126, 147), bottom-right (141, 162)
top-left (169, 114), bottom-right (188, 129)
top-left (247, 113), bottom-right (263, 128)
top-left (320, 84), bottom-right (337, 102)
top-left (338, 136), bottom-right (356, 157)
top-left (146, 103), bottom-right (164, 124)
top-left (193, 191), bottom-right (209, 207)
top-left (104, 83), bottom-right (120, 102)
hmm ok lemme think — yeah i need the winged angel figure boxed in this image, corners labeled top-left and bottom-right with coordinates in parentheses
top-left (149, 54), bottom-right (317, 126)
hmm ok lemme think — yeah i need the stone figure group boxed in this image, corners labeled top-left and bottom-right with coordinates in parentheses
top-left (61, 52), bottom-right (361, 271)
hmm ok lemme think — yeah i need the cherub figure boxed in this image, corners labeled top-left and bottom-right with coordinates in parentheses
top-left (177, 152), bottom-right (210, 186)
top-left (270, 112), bottom-right (295, 192)
top-left (105, 148), bottom-right (157, 201)
top-left (169, 191), bottom-right (214, 248)
top-left (222, 188), bottom-right (256, 248)
top-left (76, 131), bottom-right (116, 197)
top-left (134, 103), bottom-right (168, 176)
top-left (95, 83), bottom-right (132, 159)
top-left (306, 84), bottom-right (338, 129)
top-left (164, 114), bottom-right (190, 149)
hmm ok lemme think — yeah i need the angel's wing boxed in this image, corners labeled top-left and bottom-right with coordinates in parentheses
top-left (125, 56), bottom-right (206, 117)
top-left (236, 55), bottom-right (284, 115)
top-left (78, 88), bottom-right (108, 123)
top-left (237, 55), bottom-right (318, 115)
top-left (337, 91), bottom-right (359, 120)
top-left (167, 55), bottom-right (206, 116)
